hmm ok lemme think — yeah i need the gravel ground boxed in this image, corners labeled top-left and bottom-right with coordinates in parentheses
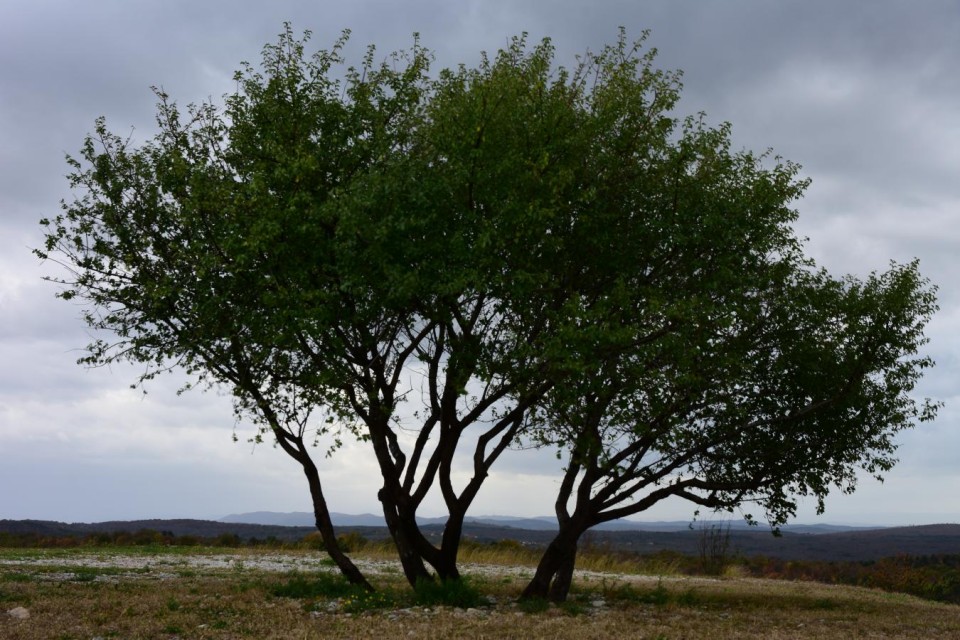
top-left (0, 551), bottom-right (718, 586)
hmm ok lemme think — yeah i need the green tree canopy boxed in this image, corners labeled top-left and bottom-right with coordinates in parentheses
top-left (38, 26), bottom-right (938, 596)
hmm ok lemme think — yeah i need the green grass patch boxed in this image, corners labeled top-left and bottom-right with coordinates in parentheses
top-left (0, 588), bottom-right (20, 603)
top-left (72, 567), bottom-right (99, 582)
top-left (413, 577), bottom-right (482, 609)
top-left (270, 571), bottom-right (358, 599)
top-left (558, 599), bottom-right (588, 616)
top-left (517, 597), bottom-right (551, 613)
top-left (641, 581), bottom-right (672, 606)
top-left (64, 565), bottom-right (130, 582)
top-left (675, 587), bottom-right (701, 606)
top-left (810, 597), bottom-right (839, 610)
top-left (2, 571), bottom-right (33, 583)
top-left (340, 589), bottom-right (398, 613)
top-left (609, 580), bottom-right (672, 606)
top-left (0, 548), bottom-right (76, 561)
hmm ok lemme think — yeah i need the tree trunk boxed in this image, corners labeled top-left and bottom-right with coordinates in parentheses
top-left (380, 490), bottom-right (434, 587)
top-left (548, 551), bottom-right (577, 602)
top-left (430, 508), bottom-right (466, 583)
top-left (301, 461), bottom-right (374, 591)
top-left (270, 424), bottom-right (373, 592)
top-left (381, 490), bottom-right (463, 584)
top-left (521, 527), bottom-right (581, 602)
top-left (430, 549), bottom-right (461, 583)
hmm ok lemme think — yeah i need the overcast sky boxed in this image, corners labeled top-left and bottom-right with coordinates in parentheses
top-left (1, 0), bottom-right (958, 527)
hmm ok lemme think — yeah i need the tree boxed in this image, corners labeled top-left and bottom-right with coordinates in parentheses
top-left (508, 37), bottom-right (939, 601)
top-left (37, 26), bottom-right (577, 588)
top-left (38, 26), bottom-right (937, 597)
top-left (520, 259), bottom-right (937, 601)
top-left (37, 27), bottom-right (402, 589)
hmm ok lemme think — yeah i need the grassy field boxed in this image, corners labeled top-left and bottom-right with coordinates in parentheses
top-left (2, 546), bottom-right (959, 639)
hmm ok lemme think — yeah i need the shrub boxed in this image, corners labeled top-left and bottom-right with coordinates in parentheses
top-left (336, 531), bottom-right (368, 553)
top-left (213, 533), bottom-right (242, 547)
top-left (697, 522), bottom-right (732, 575)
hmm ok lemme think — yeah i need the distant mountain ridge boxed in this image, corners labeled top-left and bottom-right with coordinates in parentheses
top-left (219, 510), bottom-right (883, 534)
top-left (0, 518), bottom-right (315, 541)
top-left (2, 518), bottom-right (958, 562)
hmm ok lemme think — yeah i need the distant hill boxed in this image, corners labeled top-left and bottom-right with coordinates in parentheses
top-left (3, 518), bottom-right (957, 562)
top-left (219, 511), bottom-right (880, 534)
top-left (584, 523), bottom-right (960, 561)
top-left (0, 518), bottom-right (318, 541)
top-left (219, 511), bottom-right (559, 530)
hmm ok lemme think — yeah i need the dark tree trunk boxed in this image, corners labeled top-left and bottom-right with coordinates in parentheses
top-left (301, 459), bottom-right (374, 591)
top-left (548, 551), bottom-right (577, 602)
top-left (431, 509), bottom-right (465, 583)
top-left (521, 526), bottom-right (581, 602)
top-left (430, 550), bottom-right (461, 583)
top-left (382, 494), bottom-right (466, 585)
top-left (380, 490), bottom-right (434, 587)
top-left (268, 422), bottom-right (373, 592)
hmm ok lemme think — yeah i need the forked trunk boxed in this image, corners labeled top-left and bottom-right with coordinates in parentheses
top-left (383, 491), bottom-right (468, 584)
top-left (380, 491), bottom-right (434, 586)
top-left (428, 545), bottom-right (462, 583)
top-left (521, 527), bottom-right (581, 602)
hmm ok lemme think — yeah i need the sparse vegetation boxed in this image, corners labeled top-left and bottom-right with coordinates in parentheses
top-left (1, 546), bottom-right (958, 639)
top-left (738, 553), bottom-right (960, 604)
top-left (2, 529), bottom-right (959, 606)
top-left (269, 572), bottom-right (358, 600)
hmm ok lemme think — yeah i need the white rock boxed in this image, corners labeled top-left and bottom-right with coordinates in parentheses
top-left (7, 607), bottom-right (29, 620)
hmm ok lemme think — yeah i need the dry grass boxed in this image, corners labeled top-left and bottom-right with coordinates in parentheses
top-left (1, 547), bottom-right (958, 639)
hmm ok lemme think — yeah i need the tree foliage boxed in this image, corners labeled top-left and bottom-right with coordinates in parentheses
top-left (38, 25), bottom-right (938, 598)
